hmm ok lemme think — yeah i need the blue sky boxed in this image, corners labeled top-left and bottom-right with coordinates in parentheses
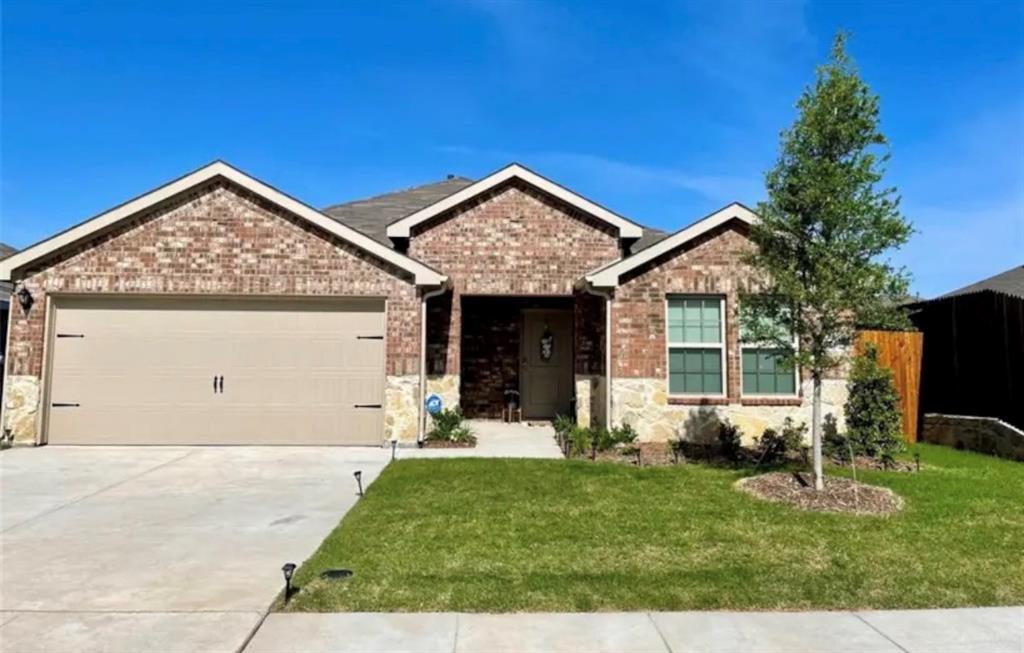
top-left (2, 0), bottom-right (1021, 298)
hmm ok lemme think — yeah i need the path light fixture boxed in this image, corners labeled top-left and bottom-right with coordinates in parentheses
top-left (391, 439), bottom-right (397, 461)
top-left (354, 470), bottom-right (363, 497)
top-left (281, 562), bottom-right (297, 602)
top-left (914, 451), bottom-right (921, 472)
top-left (1, 428), bottom-right (12, 449)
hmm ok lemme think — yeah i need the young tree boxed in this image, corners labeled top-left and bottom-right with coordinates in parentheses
top-left (742, 33), bottom-right (913, 490)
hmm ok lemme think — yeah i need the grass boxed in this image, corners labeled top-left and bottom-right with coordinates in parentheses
top-left (283, 444), bottom-right (1024, 612)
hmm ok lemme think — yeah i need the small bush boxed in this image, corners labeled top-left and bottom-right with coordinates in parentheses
top-left (822, 414), bottom-right (851, 462)
top-left (755, 417), bottom-right (807, 464)
top-left (609, 423), bottom-right (639, 447)
top-left (569, 425), bottom-right (592, 456)
top-left (718, 420), bottom-right (743, 461)
top-left (553, 414), bottom-right (575, 438)
top-left (426, 408), bottom-right (476, 444)
top-left (844, 344), bottom-right (906, 461)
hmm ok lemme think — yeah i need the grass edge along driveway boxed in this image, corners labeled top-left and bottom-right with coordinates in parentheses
top-left (282, 444), bottom-right (1023, 612)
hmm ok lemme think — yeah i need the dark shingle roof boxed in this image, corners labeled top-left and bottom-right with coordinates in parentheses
top-left (323, 177), bottom-right (475, 246)
top-left (938, 265), bottom-right (1024, 301)
top-left (630, 228), bottom-right (669, 254)
top-left (0, 243), bottom-right (16, 260)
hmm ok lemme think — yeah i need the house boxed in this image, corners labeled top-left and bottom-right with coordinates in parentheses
top-left (0, 161), bottom-right (847, 446)
top-left (909, 265), bottom-right (1024, 459)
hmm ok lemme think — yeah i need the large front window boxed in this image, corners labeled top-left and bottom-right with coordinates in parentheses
top-left (667, 296), bottom-right (725, 395)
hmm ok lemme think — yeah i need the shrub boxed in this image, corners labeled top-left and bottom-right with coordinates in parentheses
top-left (844, 343), bottom-right (906, 461)
top-left (718, 420), bottom-right (743, 461)
top-left (821, 414), bottom-right (851, 463)
top-left (569, 425), bottom-right (591, 456)
top-left (755, 418), bottom-right (807, 464)
top-left (427, 408), bottom-right (476, 444)
top-left (609, 423), bottom-right (639, 447)
top-left (553, 414), bottom-right (575, 438)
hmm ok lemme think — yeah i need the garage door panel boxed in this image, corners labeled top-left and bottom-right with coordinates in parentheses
top-left (47, 297), bottom-right (386, 445)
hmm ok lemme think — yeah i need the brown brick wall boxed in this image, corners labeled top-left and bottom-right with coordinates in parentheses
top-left (7, 180), bottom-right (422, 379)
top-left (612, 221), bottom-right (762, 401)
top-left (410, 180), bottom-right (621, 376)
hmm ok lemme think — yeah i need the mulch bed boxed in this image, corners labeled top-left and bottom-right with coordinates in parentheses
top-left (421, 439), bottom-right (476, 449)
top-left (839, 456), bottom-right (917, 472)
top-left (736, 471), bottom-right (904, 516)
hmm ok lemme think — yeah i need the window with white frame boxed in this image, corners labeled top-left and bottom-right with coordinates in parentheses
top-left (739, 303), bottom-right (798, 395)
top-left (666, 296), bottom-right (725, 395)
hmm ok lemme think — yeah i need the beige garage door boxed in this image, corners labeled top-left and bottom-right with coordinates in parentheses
top-left (46, 297), bottom-right (386, 445)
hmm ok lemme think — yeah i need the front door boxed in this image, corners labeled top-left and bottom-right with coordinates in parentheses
top-left (521, 309), bottom-right (572, 419)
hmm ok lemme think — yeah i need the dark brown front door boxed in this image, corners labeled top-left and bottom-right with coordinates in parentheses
top-left (521, 309), bottom-right (572, 419)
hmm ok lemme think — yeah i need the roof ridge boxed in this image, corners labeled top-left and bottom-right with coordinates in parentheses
top-left (323, 176), bottom-right (473, 212)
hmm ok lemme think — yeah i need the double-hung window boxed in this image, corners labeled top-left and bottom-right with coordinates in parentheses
top-left (739, 303), bottom-right (798, 396)
top-left (667, 296), bottom-right (725, 396)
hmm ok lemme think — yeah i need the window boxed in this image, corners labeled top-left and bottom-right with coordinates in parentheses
top-left (667, 296), bottom-right (725, 395)
top-left (739, 303), bottom-right (798, 396)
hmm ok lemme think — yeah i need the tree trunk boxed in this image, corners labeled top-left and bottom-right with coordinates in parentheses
top-left (811, 371), bottom-right (824, 490)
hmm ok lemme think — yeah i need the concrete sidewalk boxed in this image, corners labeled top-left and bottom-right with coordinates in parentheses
top-left (245, 607), bottom-right (1023, 653)
top-left (401, 420), bottom-right (563, 459)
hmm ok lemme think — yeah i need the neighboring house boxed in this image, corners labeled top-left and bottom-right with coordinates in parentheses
top-left (0, 243), bottom-right (16, 411)
top-left (909, 265), bottom-right (1024, 436)
top-left (0, 161), bottom-right (846, 446)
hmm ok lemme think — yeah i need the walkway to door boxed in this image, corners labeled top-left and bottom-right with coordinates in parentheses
top-left (403, 420), bottom-right (563, 459)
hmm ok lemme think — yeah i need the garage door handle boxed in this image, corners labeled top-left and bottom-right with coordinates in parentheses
top-left (354, 404), bottom-right (382, 409)
top-left (52, 402), bottom-right (80, 407)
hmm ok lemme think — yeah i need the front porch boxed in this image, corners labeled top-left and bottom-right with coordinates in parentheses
top-left (424, 293), bottom-right (607, 427)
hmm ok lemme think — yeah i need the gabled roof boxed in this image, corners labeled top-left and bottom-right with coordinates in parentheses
top-left (584, 202), bottom-right (758, 288)
top-left (937, 265), bottom-right (1024, 301)
top-left (385, 163), bottom-right (644, 240)
top-left (324, 176), bottom-right (474, 246)
top-left (0, 161), bottom-right (447, 286)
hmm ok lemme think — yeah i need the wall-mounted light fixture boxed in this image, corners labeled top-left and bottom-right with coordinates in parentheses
top-left (16, 286), bottom-right (33, 312)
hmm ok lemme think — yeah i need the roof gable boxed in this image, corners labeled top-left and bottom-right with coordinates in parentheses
top-left (584, 202), bottom-right (758, 288)
top-left (0, 161), bottom-right (447, 286)
top-left (385, 163), bottom-right (644, 240)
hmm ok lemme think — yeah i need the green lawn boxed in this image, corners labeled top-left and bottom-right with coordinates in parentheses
top-left (283, 444), bottom-right (1024, 612)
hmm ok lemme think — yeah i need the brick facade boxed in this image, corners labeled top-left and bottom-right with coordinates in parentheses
top-left (410, 180), bottom-right (619, 417)
top-left (411, 180), bottom-right (620, 375)
top-left (613, 221), bottom-right (760, 397)
top-left (7, 181), bottom-right (421, 379)
top-left (3, 181), bottom-right (423, 442)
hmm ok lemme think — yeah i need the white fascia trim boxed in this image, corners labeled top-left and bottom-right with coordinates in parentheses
top-left (0, 161), bottom-right (448, 287)
top-left (385, 163), bottom-right (644, 240)
top-left (585, 202), bottom-right (759, 288)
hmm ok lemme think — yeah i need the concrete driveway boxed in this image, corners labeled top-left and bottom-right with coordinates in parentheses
top-left (0, 445), bottom-right (389, 653)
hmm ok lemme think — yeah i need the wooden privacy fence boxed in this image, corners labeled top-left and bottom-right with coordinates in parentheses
top-left (856, 330), bottom-right (923, 442)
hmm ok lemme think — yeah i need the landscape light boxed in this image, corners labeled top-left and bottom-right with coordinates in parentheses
top-left (281, 562), bottom-right (297, 602)
top-left (354, 470), bottom-right (363, 497)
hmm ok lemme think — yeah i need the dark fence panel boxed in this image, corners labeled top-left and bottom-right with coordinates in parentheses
top-left (910, 292), bottom-right (1024, 430)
